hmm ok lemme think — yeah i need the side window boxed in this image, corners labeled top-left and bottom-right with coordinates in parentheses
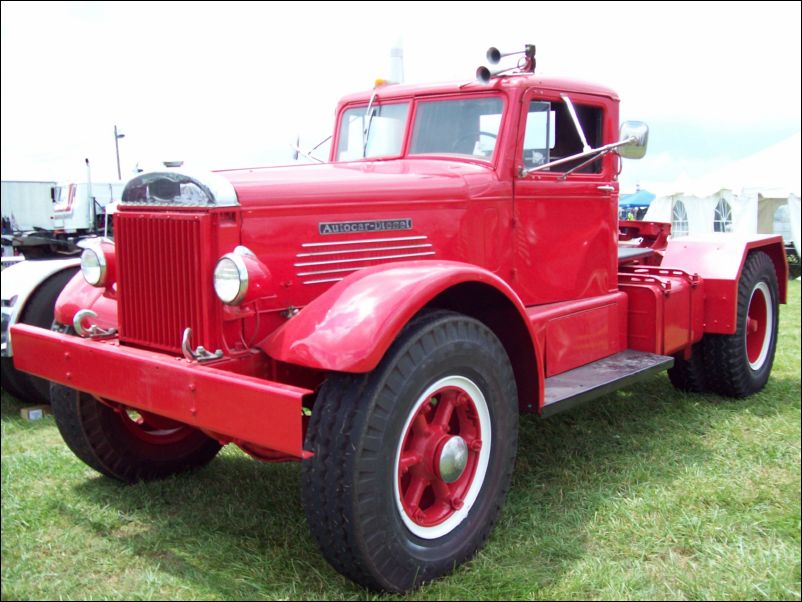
top-left (522, 101), bottom-right (554, 168)
top-left (522, 98), bottom-right (604, 173)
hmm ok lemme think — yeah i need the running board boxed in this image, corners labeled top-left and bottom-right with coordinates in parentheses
top-left (541, 350), bottom-right (674, 418)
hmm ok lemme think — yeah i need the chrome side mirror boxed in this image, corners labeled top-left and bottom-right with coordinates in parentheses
top-left (619, 121), bottom-right (649, 159)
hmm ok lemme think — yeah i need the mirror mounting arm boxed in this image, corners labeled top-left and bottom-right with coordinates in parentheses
top-left (557, 147), bottom-right (616, 181)
top-left (520, 137), bottom-right (636, 177)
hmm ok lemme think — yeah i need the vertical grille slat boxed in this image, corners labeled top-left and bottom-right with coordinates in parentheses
top-left (117, 213), bottom-right (214, 354)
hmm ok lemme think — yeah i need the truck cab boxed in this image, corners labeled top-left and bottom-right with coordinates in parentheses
top-left (10, 45), bottom-right (787, 593)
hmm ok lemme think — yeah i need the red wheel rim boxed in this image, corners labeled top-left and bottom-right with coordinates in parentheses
top-left (118, 407), bottom-right (195, 445)
top-left (396, 381), bottom-right (485, 532)
top-left (745, 282), bottom-right (772, 370)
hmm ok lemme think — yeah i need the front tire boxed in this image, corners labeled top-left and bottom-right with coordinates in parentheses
top-left (704, 251), bottom-right (780, 397)
top-left (302, 310), bottom-right (518, 592)
top-left (51, 382), bottom-right (222, 483)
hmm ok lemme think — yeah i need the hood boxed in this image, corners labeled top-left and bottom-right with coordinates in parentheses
top-left (216, 159), bottom-right (492, 208)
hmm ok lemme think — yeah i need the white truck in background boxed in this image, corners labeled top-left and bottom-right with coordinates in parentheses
top-left (2, 177), bottom-right (123, 404)
top-left (1, 180), bottom-right (57, 236)
top-left (3, 180), bottom-right (123, 259)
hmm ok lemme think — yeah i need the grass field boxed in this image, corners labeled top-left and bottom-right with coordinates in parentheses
top-left (2, 280), bottom-right (800, 600)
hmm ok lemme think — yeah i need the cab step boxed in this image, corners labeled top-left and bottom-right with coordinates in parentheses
top-left (541, 350), bottom-right (674, 417)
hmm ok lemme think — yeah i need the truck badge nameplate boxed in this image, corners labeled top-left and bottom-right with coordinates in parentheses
top-left (318, 218), bottom-right (413, 236)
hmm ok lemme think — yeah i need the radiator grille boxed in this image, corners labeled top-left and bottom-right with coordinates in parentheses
top-left (116, 213), bottom-right (213, 354)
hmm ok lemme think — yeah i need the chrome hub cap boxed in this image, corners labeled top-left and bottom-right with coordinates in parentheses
top-left (437, 436), bottom-right (469, 483)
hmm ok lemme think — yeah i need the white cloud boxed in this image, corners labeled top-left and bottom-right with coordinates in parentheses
top-left (2, 1), bottom-right (800, 186)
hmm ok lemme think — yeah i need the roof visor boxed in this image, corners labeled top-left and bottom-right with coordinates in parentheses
top-left (122, 170), bottom-right (239, 207)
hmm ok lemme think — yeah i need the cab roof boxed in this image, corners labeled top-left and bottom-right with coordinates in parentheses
top-left (337, 74), bottom-right (620, 106)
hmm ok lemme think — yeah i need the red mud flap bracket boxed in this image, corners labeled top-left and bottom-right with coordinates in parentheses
top-left (10, 324), bottom-right (313, 458)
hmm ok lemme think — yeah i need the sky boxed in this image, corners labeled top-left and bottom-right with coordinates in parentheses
top-left (1, 1), bottom-right (800, 195)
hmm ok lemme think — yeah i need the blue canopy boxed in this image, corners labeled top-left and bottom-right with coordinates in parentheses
top-left (620, 189), bottom-right (656, 208)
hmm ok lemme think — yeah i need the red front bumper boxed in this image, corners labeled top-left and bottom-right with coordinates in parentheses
top-left (10, 324), bottom-right (312, 458)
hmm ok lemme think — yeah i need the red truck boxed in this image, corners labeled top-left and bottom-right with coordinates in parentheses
top-left (10, 46), bottom-right (786, 592)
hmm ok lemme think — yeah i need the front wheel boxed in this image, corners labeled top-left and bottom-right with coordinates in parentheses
top-left (51, 382), bottom-right (222, 483)
top-left (302, 310), bottom-right (518, 592)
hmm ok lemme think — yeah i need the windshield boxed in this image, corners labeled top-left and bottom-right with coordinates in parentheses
top-left (336, 102), bottom-right (410, 161)
top-left (410, 97), bottom-right (503, 159)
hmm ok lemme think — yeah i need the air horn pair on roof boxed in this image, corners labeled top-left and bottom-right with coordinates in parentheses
top-left (476, 44), bottom-right (536, 83)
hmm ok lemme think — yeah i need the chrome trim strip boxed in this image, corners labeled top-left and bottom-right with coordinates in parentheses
top-left (302, 277), bottom-right (348, 285)
top-left (297, 266), bottom-right (366, 277)
top-left (301, 235), bottom-right (427, 248)
top-left (296, 243), bottom-right (433, 258)
top-left (295, 251), bottom-right (436, 268)
top-left (122, 169), bottom-right (239, 207)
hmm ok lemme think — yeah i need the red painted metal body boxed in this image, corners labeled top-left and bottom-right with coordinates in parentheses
top-left (10, 73), bottom-right (789, 457)
top-left (11, 323), bottom-right (311, 457)
top-left (54, 270), bottom-right (117, 330)
top-left (660, 235), bottom-right (787, 333)
top-left (618, 267), bottom-right (704, 355)
top-left (527, 292), bottom-right (629, 377)
top-left (262, 260), bottom-right (537, 373)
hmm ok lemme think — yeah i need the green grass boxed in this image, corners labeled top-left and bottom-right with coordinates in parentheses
top-left (2, 281), bottom-right (800, 600)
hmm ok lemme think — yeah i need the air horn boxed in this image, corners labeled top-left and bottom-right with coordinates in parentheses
top-left (486, 44), bottom-right (536, 64)
top-left (476, 44), bottom-right (536, 83)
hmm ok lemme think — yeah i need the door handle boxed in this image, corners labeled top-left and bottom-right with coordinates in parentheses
top-left (597, 185), bottom-right (615, 192)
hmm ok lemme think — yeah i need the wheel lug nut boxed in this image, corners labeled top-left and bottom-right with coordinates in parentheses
top-left (451, 497), bottom-right (464, 510)
top-left (414, 509), bottom-right (426, 522)
top-left (469, 438), bottom-right (483, 452)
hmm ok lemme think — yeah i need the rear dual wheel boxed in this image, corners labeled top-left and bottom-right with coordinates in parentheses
top-left (669, 251), bottom-right (779, 397)
top-left (705, 251), bottom-right (779, 397)
top-left (302, 310), bottom-right (518, 592)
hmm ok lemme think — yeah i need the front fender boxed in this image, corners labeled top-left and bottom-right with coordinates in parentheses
top-left (261, 260), bottom-right (537, 373)
top-left (54, 272), bottom-right (118, 331)
top-left (2, 258), bottom-right (80, 356)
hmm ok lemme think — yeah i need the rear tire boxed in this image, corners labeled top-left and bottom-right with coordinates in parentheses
top-left (667, 341), bottom-right (707, 393)
top-left (2, 267), bottom-right (78, 404)
top-left (51, 381), bottom-right (222, 483)
top-left (704, 251), bottom-right (779, 397)
top-left (302, 310), bottom-right (518, 592)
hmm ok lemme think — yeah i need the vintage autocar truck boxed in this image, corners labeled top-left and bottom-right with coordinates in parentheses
top-left (10, 46), bottom-right (787, 592)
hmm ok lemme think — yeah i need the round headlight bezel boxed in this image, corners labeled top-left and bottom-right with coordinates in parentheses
top-left (214, 253), bottom-right (249, 305)
top-left (80, 247), bottom-right (107, 287)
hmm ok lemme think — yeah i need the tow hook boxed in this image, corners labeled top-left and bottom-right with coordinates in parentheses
top-left (181, 327), bottom-right (223, 362)
top-left (73, 309), bottom-right (117, 339)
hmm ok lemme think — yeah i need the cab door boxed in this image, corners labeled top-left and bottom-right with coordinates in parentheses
top-left (511, 89), bottom-right (619, 306)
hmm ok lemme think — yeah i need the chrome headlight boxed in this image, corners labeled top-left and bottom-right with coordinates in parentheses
top-left (214, 253), bottom-right (248, 305)
top-left (80, 247), bottom-right (107, 286)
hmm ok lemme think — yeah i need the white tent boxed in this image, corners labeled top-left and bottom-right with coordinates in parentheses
top-left (643, 133), bottom-right (801, 255)
top-left (664, 133), bottom-right (801, 199)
